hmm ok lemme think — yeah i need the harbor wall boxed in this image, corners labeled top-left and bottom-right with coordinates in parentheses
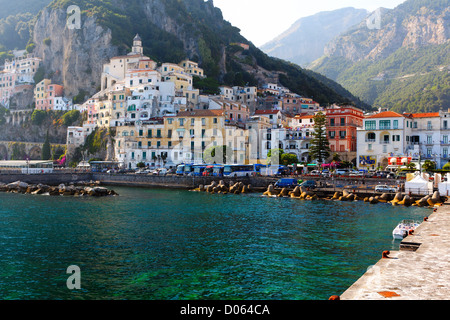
top-left (0, 173), bottom-right (93, 185)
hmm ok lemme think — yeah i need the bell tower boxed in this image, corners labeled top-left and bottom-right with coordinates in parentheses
top-left (131, 34), bottom-right (143, 55)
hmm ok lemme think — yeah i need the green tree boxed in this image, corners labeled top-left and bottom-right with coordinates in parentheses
top-left (42, 131), bottom-right (51, 160)
top-left (136, 162), bottom-right (146, 168)
top-left (406, 162), bottom-right (417, 170)
top-left (309, 112), bottom-right (330, 164)
top-left (281, 153), bottom-right (298, 166)
top-left (422, 160), bottom-right (436, 172)
top-left (31, 109), bottom-right (47, 125)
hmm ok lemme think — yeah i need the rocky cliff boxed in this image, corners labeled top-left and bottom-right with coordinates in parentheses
top-left (28, 0), bottom-right (366, 108)
top-left (310, 0), bottom-right (450, 113)
top-left (322, 3), bottom-right (449, 62)
top-left (33, 7), bottom-right (118, 97)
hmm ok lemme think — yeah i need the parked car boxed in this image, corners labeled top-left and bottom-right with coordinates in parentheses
top-left (335, 169), bottom-right (350, 176)
top-left (274, 178), bottom-right (298, 188)
top-left (300, 180), bottom-right (317, 189)
top-left (387, 172), bottom-right (396, 179)
top-left (375, 185), bottom-right (397, 193)
top-left (374, 171), bottom-right (389, 178)
top-left (309, 170), bottom-right (321, 176)
top-left (321, 170), bottom-right (330, 177)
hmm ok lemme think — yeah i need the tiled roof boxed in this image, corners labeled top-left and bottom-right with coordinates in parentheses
top-left (254, 110), bottom-right (280, 115)
top-left (175, 109), bottom-right (224, 117)
top-left (410, 112), bottom-right (440, 118)
top-left (366, 111), bottom-right (405, 119)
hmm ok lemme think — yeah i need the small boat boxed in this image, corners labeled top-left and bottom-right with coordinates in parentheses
top-left (392, 220), bottom-right (421, 240)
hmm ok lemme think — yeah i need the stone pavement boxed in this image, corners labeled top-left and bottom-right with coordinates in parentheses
top-left (340, 203), bottom-right (450, 300)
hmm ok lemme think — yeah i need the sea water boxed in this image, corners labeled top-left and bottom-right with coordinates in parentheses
top-left (0, 187), bottom-right (429, 300)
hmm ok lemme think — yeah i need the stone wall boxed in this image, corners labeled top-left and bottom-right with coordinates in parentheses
top-left (0, 172), bottom-right (279, 189)
top-left (92, 173), bottom-right (279, 189)
top-left (0, 173), bottom-right (93, 185)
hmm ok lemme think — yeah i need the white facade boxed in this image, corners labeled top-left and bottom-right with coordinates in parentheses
top-left (357, 111), bottom-right (412, 170)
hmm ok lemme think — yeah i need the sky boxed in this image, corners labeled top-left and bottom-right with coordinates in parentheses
top-left (213, 0), bottom-right (407, 46)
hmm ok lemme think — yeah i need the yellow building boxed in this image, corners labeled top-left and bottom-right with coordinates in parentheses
top-left (115, 120), bottom-right (171, 169)
top-left (179, 60), bottom-right (205, 78)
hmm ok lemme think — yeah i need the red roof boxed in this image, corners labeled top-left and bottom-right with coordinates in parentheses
top-left (410, 112), bottom-right (440, 118)
top-left (366, 111), bottom-right (405, 119)
top-left (254, 110), bottom-right (280, 115)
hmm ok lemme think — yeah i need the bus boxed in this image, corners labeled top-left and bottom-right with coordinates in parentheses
top-left (223, 164), bottom-right (255, 177)
top-left (213, 165), bottom-right (224, 177)
top-left (253, 164), bottom-right (267, 176)
top-left (193, 165), bottom-right (207, 176)
top-left (184, 164), bottom-right (195, 175)
top-left (176, 164), bottom-right (185, 175)
top-left (202, 165), bottom-right (215, 176)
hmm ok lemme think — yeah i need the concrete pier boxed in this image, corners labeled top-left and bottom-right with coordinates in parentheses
top-left (340, 202), bottom-right (450, 300)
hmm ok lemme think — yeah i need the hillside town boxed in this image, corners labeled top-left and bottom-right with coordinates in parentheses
top-left (1, 35), bottom-right (449, 173)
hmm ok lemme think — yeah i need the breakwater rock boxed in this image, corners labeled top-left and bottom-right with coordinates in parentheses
top-left (0, 181), bottom-right (118, 197)
top-left (192, 180), bottom-right (253, 195)
top-left (260, 185), bottom-right (447, 209)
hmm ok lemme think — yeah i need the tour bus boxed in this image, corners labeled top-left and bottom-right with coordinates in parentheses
top-left (183, 164), bottom-right (195, 175)
top-left (176, 164), bottom-right (185, 175)
top-left (212, 165), bottom-right (224, 177)
top-left (223, 164), bottom-right (255, 177)
top-left (202, 165), bottom-right (215, 176)
top-left (253, 164), bottom-right (267, 176)
top-left (193, 165), bottom-right (207, 176)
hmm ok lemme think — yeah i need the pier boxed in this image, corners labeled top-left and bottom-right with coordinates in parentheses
top-left (340, 201), bottom-right (450, 300)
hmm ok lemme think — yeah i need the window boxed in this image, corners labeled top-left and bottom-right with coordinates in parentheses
top-left (444, 135), bottom-right (448, 144)
top-left (444, 120), bottom-right (448, 130)
top-left (367, 132), bottom-right (376, 142)
top-left (427, 121), bottom-right (432, 130)
top-left (168, 130), bottom-right (172, 139)
top-left (340, 118), bottom-right (345, 126)
top-left (179, 118), bottom-right (184, 126)
top-left (444, 148), bottom-right (448, 158)
top-left (147, 129), bottom-right (152, 138)
top-left (379, 120), bottom-right (391, 130)
top-left (201, 118), bottom-right (206, 126)
top-left (393, 120), bottom-right (399, 129)
top-left (213, 118), bottom-right (218, 124)
top-left (427, 135), bottom-right (433, 144)
top-left (427, 148), bottom-right (432, 157)
top-left (365, 120), bottom-right (376, 130)
top-left (191, 118), bottom-right (195, 126)
top-left (156, 129), bottom-right (161, 138)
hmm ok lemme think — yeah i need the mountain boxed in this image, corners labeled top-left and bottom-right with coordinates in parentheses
top-left (15, 0), bottom-right (367, 109)
top-left (0, 0), bottom-right (51, 19)
top-left (260, 8), bottom-right (368, 67)
top-left (310, 0), bottom-right (450, 113)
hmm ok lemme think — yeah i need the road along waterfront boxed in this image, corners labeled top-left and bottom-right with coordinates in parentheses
top-left (0, 186), bottom-right (431, 300)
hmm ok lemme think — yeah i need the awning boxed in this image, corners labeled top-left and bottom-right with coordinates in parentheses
top-left (390, 158), bottom-right (397, 164)
top-left (401, 157), bottom-right (408, 163)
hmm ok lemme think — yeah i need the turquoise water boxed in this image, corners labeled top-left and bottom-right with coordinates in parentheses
top-left (0, 188), bottom-right (430, 300)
